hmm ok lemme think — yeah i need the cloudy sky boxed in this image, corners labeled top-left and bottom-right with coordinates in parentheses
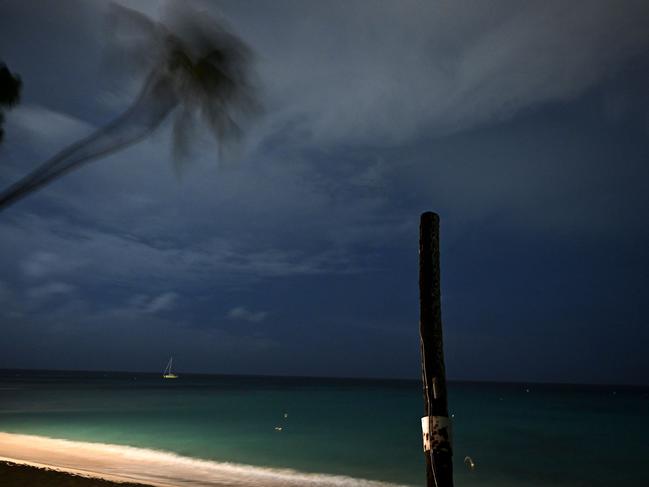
top-left (1, 0), bottom-right (648, 384)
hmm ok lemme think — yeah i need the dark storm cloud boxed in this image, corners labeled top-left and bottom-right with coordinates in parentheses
top-left (4, 0), bottom-right (649, 144)
top-left (215, 0), bottom-right (649, 144)
top-left (0, 0), bottom-right (648, 383)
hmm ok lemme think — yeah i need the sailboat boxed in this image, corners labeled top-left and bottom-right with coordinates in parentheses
top-left (163, 356), bottom-right (178, 379)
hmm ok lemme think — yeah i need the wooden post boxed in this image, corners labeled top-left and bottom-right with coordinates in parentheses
top-left (419, 211), bottom-right (453, 487)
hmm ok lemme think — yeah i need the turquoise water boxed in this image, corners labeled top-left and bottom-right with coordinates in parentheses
top-left (0, 370), bottom-right (647, 486)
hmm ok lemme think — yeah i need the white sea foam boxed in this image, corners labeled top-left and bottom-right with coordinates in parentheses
top-left (0, 432), bottom-right (408, 487)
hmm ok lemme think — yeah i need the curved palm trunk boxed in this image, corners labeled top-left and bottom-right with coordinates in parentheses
top-left (0, 74), bottom-right (178, 211)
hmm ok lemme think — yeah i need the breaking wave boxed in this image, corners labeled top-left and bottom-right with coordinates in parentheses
top-left (0, 432), bottom-right (408, 487)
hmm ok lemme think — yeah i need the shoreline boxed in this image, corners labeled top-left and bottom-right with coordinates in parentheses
top-left (0, 432), bottom-right (405, 487)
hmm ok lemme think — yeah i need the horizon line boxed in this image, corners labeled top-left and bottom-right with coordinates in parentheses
top-left (1, 366), bottom-right (647, 389)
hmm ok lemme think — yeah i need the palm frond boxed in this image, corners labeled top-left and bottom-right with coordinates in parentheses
top-left (172, 106), bottom-right (198, 177)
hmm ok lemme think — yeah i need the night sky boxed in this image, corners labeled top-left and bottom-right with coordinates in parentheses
top-left (1, 0), bottom-right (648, 385)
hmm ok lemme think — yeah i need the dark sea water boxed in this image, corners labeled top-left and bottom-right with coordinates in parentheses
top-left (0, 370), bottom-right (647, 486)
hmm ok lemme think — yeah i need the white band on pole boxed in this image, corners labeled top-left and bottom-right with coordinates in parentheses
top-left (421, 415), bottom-right (452, 452)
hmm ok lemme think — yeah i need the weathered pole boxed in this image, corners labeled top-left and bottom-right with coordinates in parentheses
top-left (419, 211), bottom-right (453, 487)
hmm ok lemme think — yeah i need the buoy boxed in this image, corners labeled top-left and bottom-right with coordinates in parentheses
top-left (464, 456), bottom-right (476, 472)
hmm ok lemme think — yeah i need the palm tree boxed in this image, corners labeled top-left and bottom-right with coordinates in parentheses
top-left (0, 62), bottom-right (22, 144)
top-left (0, 3), bottom-right (259, 211)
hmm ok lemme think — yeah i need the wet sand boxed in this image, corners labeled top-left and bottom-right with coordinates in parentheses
top-left (0, 433), bottom-right (402, 487)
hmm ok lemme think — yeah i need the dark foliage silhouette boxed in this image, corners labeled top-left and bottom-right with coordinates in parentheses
top-left (0, 3), bottom-right (259, 211)
top-left (0, 62), bottom-right (22, 144)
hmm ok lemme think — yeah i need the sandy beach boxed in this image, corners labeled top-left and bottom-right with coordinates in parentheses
top-left (0, 433), bottom-right (403, 487)
top-left (1, 460), bottom-right (151, 487)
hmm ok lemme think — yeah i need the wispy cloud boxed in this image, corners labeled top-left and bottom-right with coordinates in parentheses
top-left (230, 0), bottom-right (649, 145)
top-left (140, 291), bottom-right (178, 314)
top-left (27, 281), bottom-right (76, 299)
top-left (7, 104), bottom-right (94, 147)
top-left (2, 213), bottom-right (360, 288)
top-left (227, 306), bottom-right (268, 323)
top-left (21, 251), bottom-right (86, 279)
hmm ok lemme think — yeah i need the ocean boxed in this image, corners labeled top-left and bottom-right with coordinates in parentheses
top-left (0, 370), bottom-right (647, 486)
